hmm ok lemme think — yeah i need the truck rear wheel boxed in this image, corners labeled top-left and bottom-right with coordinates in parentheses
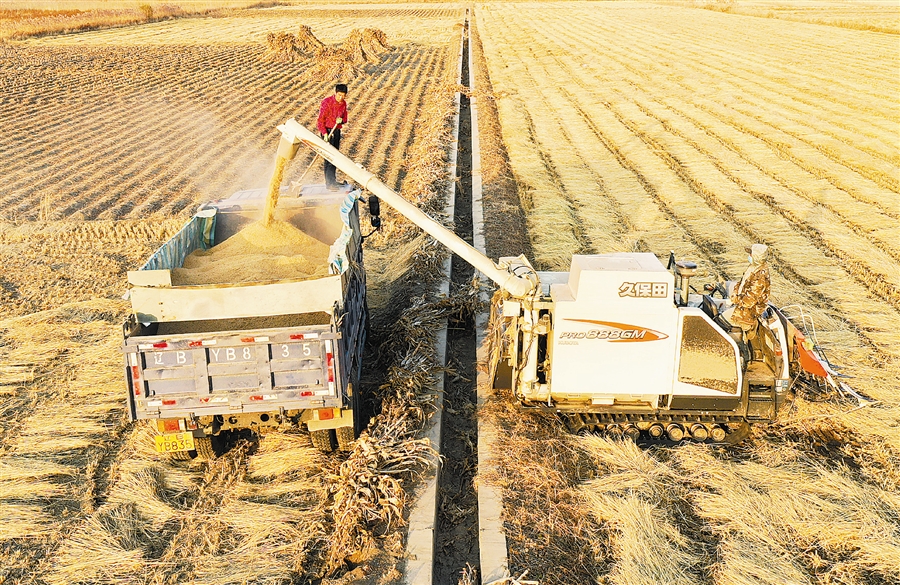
top-left (194, 435), bottom-right (222, 460)
top-left (336, 427), bottom-right (355, 452)
top-left (310, 429), bottom-right (336, 452)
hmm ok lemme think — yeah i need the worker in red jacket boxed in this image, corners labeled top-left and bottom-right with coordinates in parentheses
top-left (317, 83), bottom-right (348, 190)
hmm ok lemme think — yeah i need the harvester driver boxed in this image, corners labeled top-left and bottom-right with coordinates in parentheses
top-left (317, 83), bottom-right (348, 191)
top-left (729, 243), bottom-right (771, 338)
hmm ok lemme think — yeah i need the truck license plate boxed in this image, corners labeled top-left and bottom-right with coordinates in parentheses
top-left (154, 432), bottom-right (195, 453)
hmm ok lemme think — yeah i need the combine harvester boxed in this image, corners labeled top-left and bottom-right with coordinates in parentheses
top-left (274, 118), bottom-right (860, 443)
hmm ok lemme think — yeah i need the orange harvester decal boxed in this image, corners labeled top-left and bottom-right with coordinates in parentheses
top-left (561, 320), bottom-right (669, 343)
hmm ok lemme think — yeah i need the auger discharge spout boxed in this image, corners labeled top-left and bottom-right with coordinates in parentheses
top-left (276, 118), bottom-right (538, 298)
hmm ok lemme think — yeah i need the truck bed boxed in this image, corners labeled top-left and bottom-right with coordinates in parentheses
top-left (124, 185), bottom-right (366, 426)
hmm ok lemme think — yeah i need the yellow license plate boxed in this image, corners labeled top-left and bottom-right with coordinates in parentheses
top-left (155, 432), bottom-right (195, 453)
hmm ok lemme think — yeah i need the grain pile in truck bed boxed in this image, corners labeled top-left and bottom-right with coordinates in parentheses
top-left (171, 220), bottom-right (330, 286)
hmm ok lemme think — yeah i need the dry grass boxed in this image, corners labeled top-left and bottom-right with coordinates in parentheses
top-left (46, 502), bottom-right (162, 585)
top-left (686, 0), bottom-right (900, 34)
top-left (0, 219), bottom-right (182, 318)
top-left (0, 503), bottom-right (58, 539)
top-left (1, 1), bottom-right (282, 42)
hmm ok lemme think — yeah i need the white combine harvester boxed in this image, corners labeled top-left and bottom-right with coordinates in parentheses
top-left (276, 118), bottom-right (859, 443)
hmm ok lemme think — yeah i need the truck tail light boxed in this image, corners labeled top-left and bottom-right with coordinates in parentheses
top-left (153, 342), bottom-right (168, 349)
top-left (162, 399), bottom-right (177, 406)
top-left (318, 409), bottom-right (334, 421)
top-left (131, 365), bottom-right (142, 396)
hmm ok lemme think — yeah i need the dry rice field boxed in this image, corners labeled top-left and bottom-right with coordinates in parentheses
top-left (2, 1), bottom-right (899, 584)
top-left (1, 4), bottom-right (465, 583)
top-left (474, 2), bottom-right (900, 584)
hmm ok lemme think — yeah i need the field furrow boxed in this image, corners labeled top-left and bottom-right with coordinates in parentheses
top-left (0, 41), bottom-right (451, 221)
top-left (577, 18), bottom-right (900, 216)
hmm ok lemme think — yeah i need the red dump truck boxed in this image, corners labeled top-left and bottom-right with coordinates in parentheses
top-left (123, 184), bottom-right (368, 457)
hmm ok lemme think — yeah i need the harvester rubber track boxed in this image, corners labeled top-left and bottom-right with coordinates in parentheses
top-left (560, 411), bottom-right (753, 444)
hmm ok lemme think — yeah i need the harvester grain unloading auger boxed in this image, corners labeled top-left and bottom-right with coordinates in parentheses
top-left (276, 118), bottom-right (863, 444)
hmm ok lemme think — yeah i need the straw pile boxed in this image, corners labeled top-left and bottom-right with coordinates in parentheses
top-left (262, 25), bottom-right (327, 63)
top-left (171, 220), bottom-right (329, 286)
top-left (303, 46), bottom-right (360, 82)
top-left (342, 28), bottom-right (392, 65)
top-left (296, 24), bottom-right (325, 53)
top-left (263, 32), bottom-right (303, 63)
top-left (300, 28), bottom-right (391, 81)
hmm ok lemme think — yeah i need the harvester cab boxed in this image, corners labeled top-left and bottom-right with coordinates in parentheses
top-left (273, 118), bottom-right (863, 443)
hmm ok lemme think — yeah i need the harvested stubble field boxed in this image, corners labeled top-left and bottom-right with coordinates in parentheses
top-left (473, 2), bottom-right (900, 584)
top-left (1, 3), bottom-right (467, 584)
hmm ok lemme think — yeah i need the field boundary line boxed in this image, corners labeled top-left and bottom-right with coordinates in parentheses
top-left (470, 9), bottom-right (509, 583)
top-left (402, 14), bottom-right (466, 585)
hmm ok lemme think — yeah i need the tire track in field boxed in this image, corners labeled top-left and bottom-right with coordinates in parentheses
top-left (480, 7), bottom-right (736, 272)
top-left (562, 50), bottom-right (900, 358)
top-left (2, 44), bottom-right (448, 221)
top-left (598, 98), bottom-right (900, 358)
top-left (633, 94), bottom-right (900, 259)
top-left (481, 28), bottom-right (628, 266)
top-left (343, 46), bottom-right (442, 192)
top-left (725, 96), bottom-right (899, 191)
top-left (81, 47), bottom-right (292, 218)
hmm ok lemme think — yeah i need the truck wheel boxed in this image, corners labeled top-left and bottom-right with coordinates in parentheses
top-left (310, 429), bottom-right (336, 452)
top-left (194, 435), bottom-right (221, 460)
top-left (336, 427), bottom-right (355, 452)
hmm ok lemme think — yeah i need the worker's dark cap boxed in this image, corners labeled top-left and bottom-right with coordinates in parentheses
top-left (335, 83), bottom-right (348, 93)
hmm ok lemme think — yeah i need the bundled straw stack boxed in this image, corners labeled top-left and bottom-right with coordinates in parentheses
top-left (263, 26), bottom-right (325, 63)
top-left (343, 28), bottom-right (392, 65)
top-left (296, 24), bottom-right (324, 53)
top-left (302, 27), bottom-right (392, 81)
top-left (304, 46), bottom-right (360, 81)
top-left (263, 32), bottom-right (303, 63)
top-left (263, 25), bottom-right (392, 79)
